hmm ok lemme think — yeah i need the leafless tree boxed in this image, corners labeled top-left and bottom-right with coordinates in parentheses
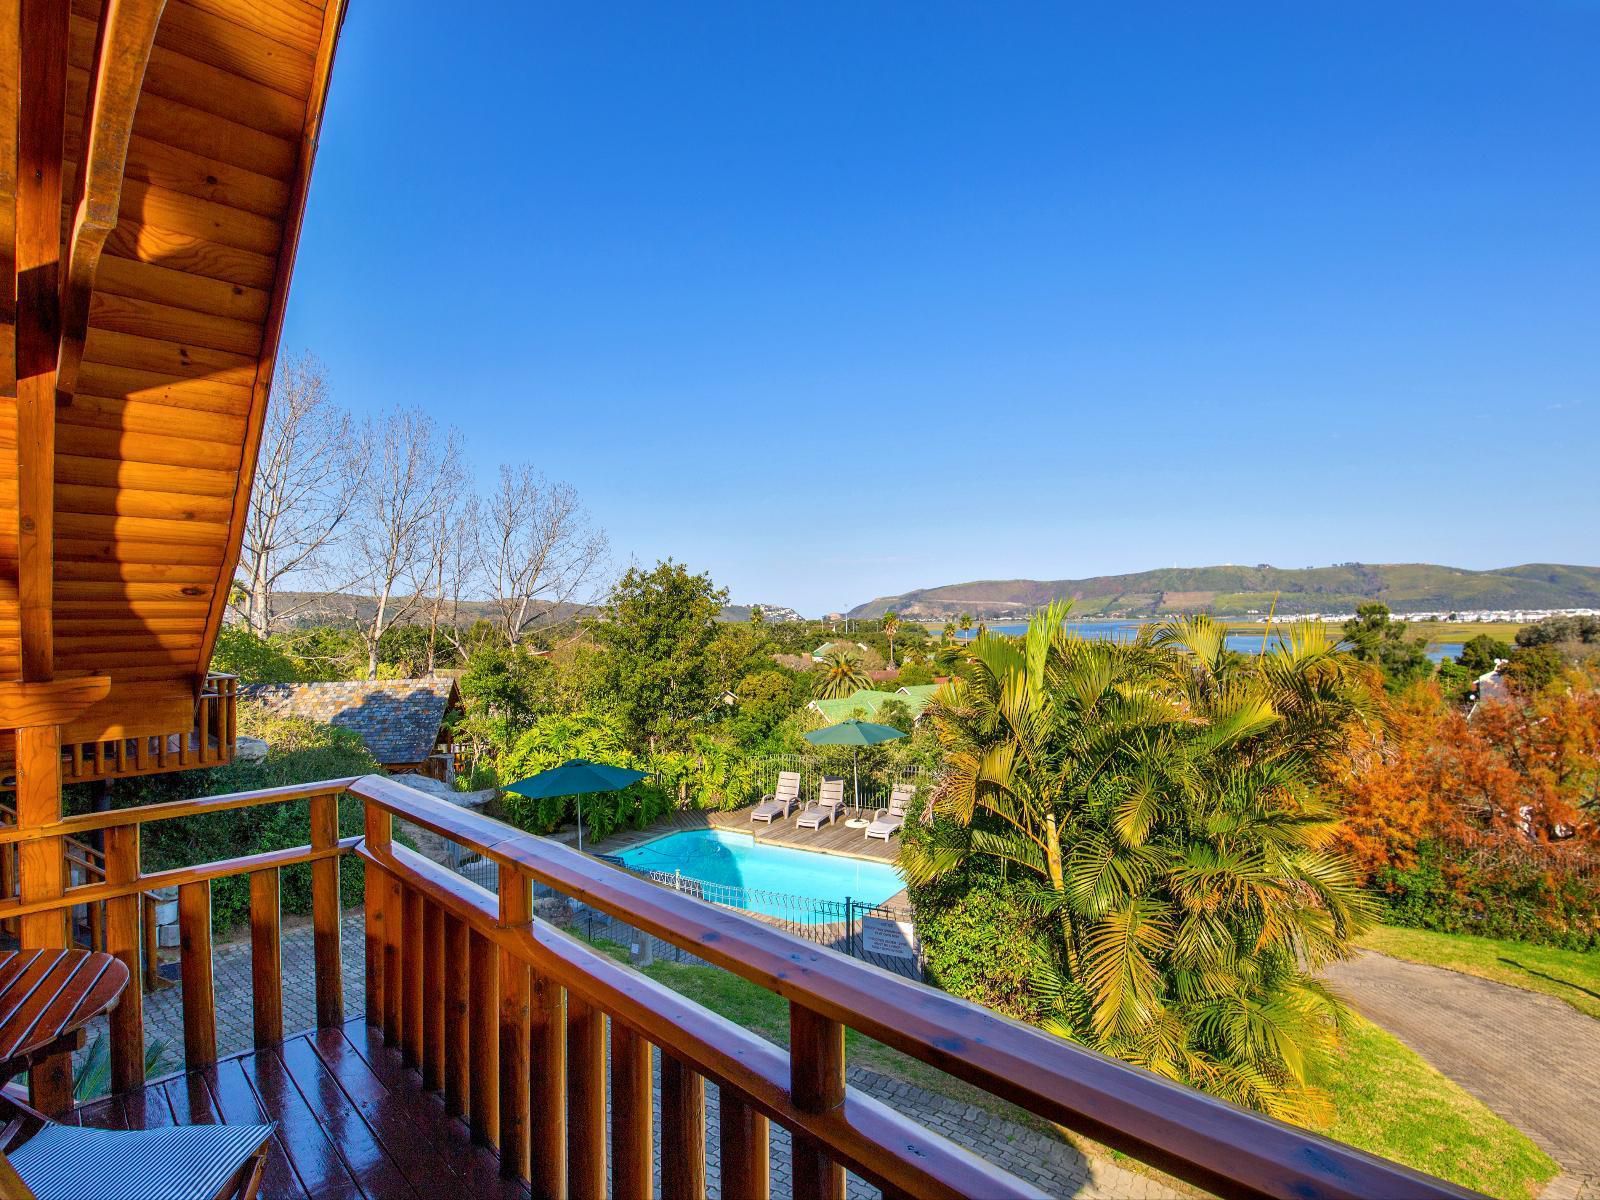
top-left (336, 408), bottom-right (463, 679)
top-left (477, 464), bottom-right (608, 647)
top-left (416, 458), bottom-right (477, 674)
top-left (232, 354), bottom-right (359, 636)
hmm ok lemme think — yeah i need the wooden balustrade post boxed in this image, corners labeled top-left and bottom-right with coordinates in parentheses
top-left (363, 806), bottom-right (392, 1027)
top-left (249, 868), bottom-right (283, 1047)
top-left (103, 825), bottom-right (144, 1093)
top-left (403, 886), bottom-right (423, 1065)
top-left (383, 871), bottom-right (403, 1047)
top-left (468, 930), bottom-right (499, 1147)
top-left (422, 901), bottom-right (444, 1092)
top-left (178, 880), bottom-right (217, 1068)
top-left (609, 1023), bottom-right (652, 1200)
top-left (719, 1090), bottom-right (770, 1200)
top-left (567, 994), bottom-right (605, 1200)
top-left (309, 793), bottom-right (343, 1028)
top-left (660, 1054), bottom-right (706, 1200)
top-left (141, 893), bottom-right (161, 993)
top-left (527, 966), bottom-right (567, 1197)
top-left (443, 914), bottom-right (469, 1117)
top-left (789, 1004), bottom-right (846, 1200)
top-left (497, 869), bottom-right (532, 1182)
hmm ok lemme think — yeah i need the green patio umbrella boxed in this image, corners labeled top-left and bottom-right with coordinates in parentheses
top-left (803, 719), bottom-right (907, 810)
top-left (504, 758), bottom-right (647, 853)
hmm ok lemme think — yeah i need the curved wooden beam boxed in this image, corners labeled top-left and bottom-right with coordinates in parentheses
top-left (55, 0), bottom-right (167, 401)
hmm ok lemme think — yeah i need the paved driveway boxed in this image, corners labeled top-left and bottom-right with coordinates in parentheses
top-left (1325, 952), bottom-right (1600, 1198)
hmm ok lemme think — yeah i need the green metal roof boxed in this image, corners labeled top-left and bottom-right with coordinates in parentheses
top-left (809, 685), bottom-right (937, 724)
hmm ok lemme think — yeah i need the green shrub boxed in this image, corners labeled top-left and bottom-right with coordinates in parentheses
top-left (903, 822), bottom-right (1046, 1023)
top-left (1375, 839), bottom-right (1600, 951)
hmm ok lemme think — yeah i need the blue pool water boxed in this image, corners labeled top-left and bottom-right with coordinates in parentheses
top-left (615, 829), bottom-right (903, 915)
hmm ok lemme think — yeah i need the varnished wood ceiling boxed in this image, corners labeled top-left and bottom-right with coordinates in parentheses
top-left (2, 0), bottom-right (348, 744)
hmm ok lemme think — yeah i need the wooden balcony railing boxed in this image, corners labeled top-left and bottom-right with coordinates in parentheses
top-left (56, 672), bottom-right (239, 784)
top-left (0, 774), bottom-right (1478, 1200)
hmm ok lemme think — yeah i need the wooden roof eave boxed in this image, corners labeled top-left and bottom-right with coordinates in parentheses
top-left (190, 0), bottom-right (351, 698)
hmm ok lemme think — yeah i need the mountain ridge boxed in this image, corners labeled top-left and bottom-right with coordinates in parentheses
top-left (845, 563), bottom-right (1600, 621)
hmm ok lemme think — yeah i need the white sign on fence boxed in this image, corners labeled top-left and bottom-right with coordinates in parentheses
top-left (860, 914), bottom-right (919, 961)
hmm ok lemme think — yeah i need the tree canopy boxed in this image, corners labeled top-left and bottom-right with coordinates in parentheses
top-left (587, 560), bottom-right (728, 751)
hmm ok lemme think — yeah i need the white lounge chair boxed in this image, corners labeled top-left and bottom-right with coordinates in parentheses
top-left (751, 771), bottom-right (802, 824)
top-left (796, 778), bottom-right (846, 830)
top-left (866, 786), bottom-right (913, 841)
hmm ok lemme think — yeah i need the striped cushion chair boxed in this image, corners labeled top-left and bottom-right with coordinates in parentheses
top-left (0, 1122), bottom-right (274, 1200)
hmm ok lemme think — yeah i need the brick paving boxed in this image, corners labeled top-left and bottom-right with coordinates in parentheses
top-left (77, 912), bottom-right (1176, 1198)
top-left (1326, 952), bottom-right (1600, 1200)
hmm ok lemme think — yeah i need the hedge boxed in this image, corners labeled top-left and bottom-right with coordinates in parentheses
top-left (1373, 839), bottom-right (1600, 951)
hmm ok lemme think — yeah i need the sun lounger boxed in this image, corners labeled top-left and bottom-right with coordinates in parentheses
top-left (866, 785), bottom-right (913, 841)
top-left (0, 1092), bottom-right (274, 1200)
top-left (796, 778), bottom-right (846, 830)
top-left (751, 771), bottom-right (802, 823)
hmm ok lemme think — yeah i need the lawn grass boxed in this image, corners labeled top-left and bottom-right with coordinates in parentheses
top-left (1309, 1015), bottom-right (1557, 1199)
top-left (601, 940), bottom-right (1556, 1198)
top-left (1358, 925), bottom-right (1600, 1020)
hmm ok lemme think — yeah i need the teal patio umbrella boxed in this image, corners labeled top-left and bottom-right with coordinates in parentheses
top-left (803, 719), bottom-right (907, 810)
top-left (504, 758), bottom-right (648, 853)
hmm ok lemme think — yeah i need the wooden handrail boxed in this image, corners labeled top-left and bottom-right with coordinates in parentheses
top-left (351, 772), bottom-right (1478, 1200)
top-left (0, 840), bottom-right (358, 921)
top-left (0, 779), bottom-right (363, 847)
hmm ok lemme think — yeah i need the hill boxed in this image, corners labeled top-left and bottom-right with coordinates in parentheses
top-left (846, 563), bottom-right (1600, 621)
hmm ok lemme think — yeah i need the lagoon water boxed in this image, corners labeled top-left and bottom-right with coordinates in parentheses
top-left (959, 620), bottom-right (1462, 664)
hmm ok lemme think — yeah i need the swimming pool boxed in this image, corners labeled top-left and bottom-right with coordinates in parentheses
top-left (613, 829), bottom-right (903, 918)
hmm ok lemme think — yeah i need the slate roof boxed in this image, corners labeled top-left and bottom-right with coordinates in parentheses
top-left (239, 678), bottom-right (461, 766)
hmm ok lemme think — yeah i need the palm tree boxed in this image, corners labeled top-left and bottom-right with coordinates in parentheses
top-left (904, 602), bottom-right (1374, 1121)
top-left (882, 610), bottom-right (900, 668)
top-left (958, 612), bottom-right (974, 638)
top-left (815, 649), bottom-right (872, 699)
top-left (942, 620), bottom-right (957, 643)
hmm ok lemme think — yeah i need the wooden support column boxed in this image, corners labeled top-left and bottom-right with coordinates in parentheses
top-left (104, 825), bottom-right (144, 1093)
top-left (13, 0), bottom-right (70, 1113)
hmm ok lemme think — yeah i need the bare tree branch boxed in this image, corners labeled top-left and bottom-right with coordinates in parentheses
top-left (232, 353), bottom-right (359, 636)
top-left (477, 464), bottom-right (609, 647)
top-left (332, 408), bottom-right (463, 678)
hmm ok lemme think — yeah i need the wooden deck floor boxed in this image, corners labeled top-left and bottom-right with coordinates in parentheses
top-left (593, 803), bottom-right (901, 863)
top-left (73, 1019), bottom-right (527, 1200)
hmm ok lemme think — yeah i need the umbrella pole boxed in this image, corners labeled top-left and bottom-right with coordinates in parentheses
top-left (577, 794), bottom-right (583, 854)
top-left (853, 749), bottom-right (859, 811)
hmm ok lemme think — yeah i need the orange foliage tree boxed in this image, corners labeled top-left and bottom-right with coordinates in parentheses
top-left (1333, 667), bottom-right (1600, 879)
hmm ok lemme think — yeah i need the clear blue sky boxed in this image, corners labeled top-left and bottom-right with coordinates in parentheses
top-left (282, 1), bottom-right (1599, 615)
